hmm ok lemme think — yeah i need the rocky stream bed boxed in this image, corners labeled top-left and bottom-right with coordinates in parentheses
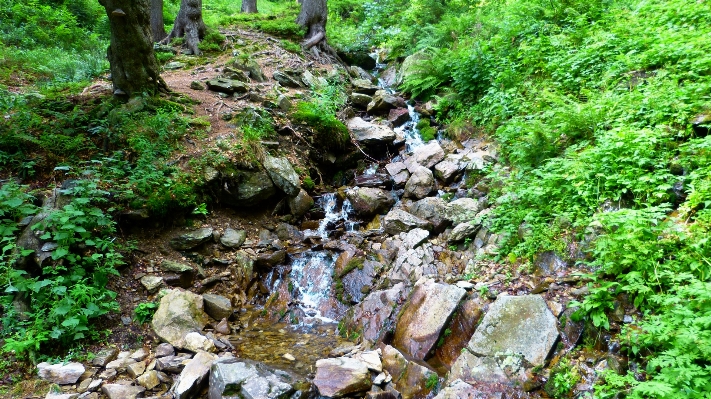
top-left (14, 32), bottom-right (632, 399)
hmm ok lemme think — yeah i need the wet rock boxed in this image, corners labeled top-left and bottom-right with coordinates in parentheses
top-left (263, 156), bottom-right (300, 197)
top-left (385, 162), bottom-right (409, 188)
top-left (388, 108), bottom-right (411, 126)
top-left (102, 383), bottom-right (145, 399)
top-left (409, 197), bottom-right (450, 233)
top-left (137, 370), bottom-right (161, 390)
top-left (352, 79), bottom-right (379, 95)
top-left (202, 294), bottom-right (232, 321)
top-left (190, 81), bottom-right (205, 90)
top-left (393, 279), bottom-right (466, 360)
top-left (314, 357), bottom-right (371, 398)
top-left (397, 361), bottom-right (436, 399)
top-left (351, 93), bottom-right (373, 109)
top-left (215, 318), bottom-right (231, 335)
top-left (152, 289), bottom-right (209, 349)
top-left (560, 308), bottom-right (584, 347)
top-left (233, 57), bottom-right (266, 82)
top-left (222, 169), bottom-right (277, 207)
top-left (255, 249), bottom-right (286, 268)
top-left (172, 351), bottom-right (218, 399)
top-left (367, 90), bottom-right (406, 114)
top-left (382, 209), bottom-right (432, 235)
top-left (404, 166), bottom-right (434, 200)
top-left (275, 223), bottom-right (304, 243)
top-left (156, 343), bottom-right (175, 358)
top-left (468, 295), bottom-right (558, 366)
top-left (273, 71), bottom-right (303, 88)
top-left (37, 362), bottom-right (85, 385)
top-left (206, 78), bottom-right (249, 94)
top-left (92, 348), bottom-right (120, 367)
top-left (445, 198), bottom-right (487, 225)
top-left (354, 173), bottom-right (392, 188)
top-left (448, 222), bottom-right (479, 243)
top-left (435, 299), bottom-right (483, 367)
top-left (342, 259), bottom-right (378, 303)
top-left (288, 189), bottom-right (314, 219)
top-left (184, 332), bottom-right (217, 353)
top-left (140, 275), bottom-right (163, 293)
top-left (209, 358), bottom-right (299, 399)
top-left (406, 142), bottom-right (445, 170)
top-left (343, 283), bottom-right (411, 342)
top-left (347, 117), bottom-right (397, 146)
top-left (169, 228), bottom-right (214, 251)
top-left (346, 187), bottom-right (396, 217)
top-left (351, 66), bottom-right (376, 82)
top-left (220, 228), bottom-right (246, 248)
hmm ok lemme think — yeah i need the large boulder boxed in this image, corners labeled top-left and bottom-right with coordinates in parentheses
top-left (222, 169), bottom-right (278, 207)
top-left (434, 154), bottom-right (465, 184)
top-left (409, 197), bottom-right (450, 233)
top-left (263, 156), bottom-right (300, 197)
top-left (209, 358), bottom-right (300, 399)
top-left (367, 90), bottom-right (406, 114)
top-left (233, 57), bottom-right (266, 82)
top-left (169, 228), bottom-right (214, 251)
top-left (350, 93), bottom-right (373, 109)
top-left (397, 52), bottom-right (428, 87)
top-left (404, 166), bottom-right (435, 200)
top-left (434, 299), bottom-right (484, 368)
top-left (406, 142), bottom-right (445, 170)
top-left (381, 345), bottom-right (437, 399)
top-left (341, 283), bottom-right (411, 342)
top-left (467, 295), bottom-right (558, 366)
top-left (393, 279), bottom-right (466, 360)
top-left (382, 209), bottom-right (432, 235)
top-left (347, 118), bottom-right (396, 146)
top-left (346, 187), bottom-right (396, 217)
top-left (152, 289), bottom-right (209, 349)
top-left (37, 362), bottom-right (85, 385)
top-left (314, 357), bottom-right (371, 398)
top-left (172, 351), bottom-right (218, 399)
top-left (289, 189), bottom-right (314, 219)
top-left (445, 198), bottom-right (487, 225)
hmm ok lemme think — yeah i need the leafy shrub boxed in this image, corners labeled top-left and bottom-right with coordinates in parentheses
top-left (292, 81), bottom-right (350, 151)
top-left (134, 302), bottom-right (158, 324)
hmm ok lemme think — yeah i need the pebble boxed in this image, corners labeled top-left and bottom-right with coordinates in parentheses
top-left (283, 353), bottom-right (296, 361)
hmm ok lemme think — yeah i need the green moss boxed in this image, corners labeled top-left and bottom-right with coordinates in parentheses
top-left (292, 101), bottom-right (350, 151)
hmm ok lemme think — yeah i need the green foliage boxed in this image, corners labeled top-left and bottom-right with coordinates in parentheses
top-left (134, 302), bottom-right (158, 325)
top-left (217, 1), bottom-right (303, 39)
top-left (198, 29), bottom-right (226, 53)
top-left (292, 81), bottom-right (350, 151)
top-left (0, 179), bottom-right (121, 359)
top-left (545, 358), bottom-right (581, 398)
top-left (303, 176), bottom-right (315, 191)
top-left (425, 373), bottom-right (439, 391)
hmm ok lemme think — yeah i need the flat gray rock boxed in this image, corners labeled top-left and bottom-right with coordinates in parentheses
top-left (404, 165), bottom-right (434, 200)
top-left (347, 117), bottom-right (396, 146)
top-left (382, 209), bottom-right (432, 235)
top-left (263, 156), bottom-right (300, 197)
top-left (467, 295), bottom-right (558, 366)
top-left (202, 294), bottom-right (233, 321)
top-left (169, 228), bottom-right (214, 251)
top-left (172, 351), bottom-right (218, 399)
top-left (314, 357), bottom-right (371, 398)
top-left (220, 228), bottom-right (246, 248)
top-left (37, 362), bottom-right (85, 385)
top-left (101, 383), bottom-right (145, 399)
top-left (209, 358), bottom-right (296, 399)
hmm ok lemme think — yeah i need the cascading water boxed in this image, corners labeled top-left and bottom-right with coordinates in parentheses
top-left (314, 192), bottom-right (356, 239)
top-left (394, 104), bottom-right (425, 152)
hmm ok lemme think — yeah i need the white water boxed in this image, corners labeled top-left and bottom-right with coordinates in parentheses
top-left (313, 192), bottom-right (355, 239)
top-left (289, 251), bottom-right (338, 322)
top-left (394, 104), bottom-right (425, 152)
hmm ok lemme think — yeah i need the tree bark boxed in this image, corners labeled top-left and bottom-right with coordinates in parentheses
top-left (99, 0), bottom-right (168, 97)
top-left (241, 0), bottom-right (258, 13)
top-left (296, 0), bottom-right (327, 46)
top-left (162, 0), bottom-right (206, 55)
top-left (150, 0), bottom-right (167, 42)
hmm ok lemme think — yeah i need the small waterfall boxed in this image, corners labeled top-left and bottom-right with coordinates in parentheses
top-left (394, 104), bottom-right (425, 152)
top-left (315, 193), bottom-right (355, 239)
top-left (289, 251), bottom-right (338, 322)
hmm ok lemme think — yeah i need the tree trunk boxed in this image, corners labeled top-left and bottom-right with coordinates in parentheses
top-left (296, 0), bottom-right (327, 47)
top-left (241, 0), bottom-right (258, 13)
top-left (99, 0), bottom-right (168, 96)
top-left (162, 0), bottom-right (206, 55)
top-left (150, 0), bottom-right (167, 42)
